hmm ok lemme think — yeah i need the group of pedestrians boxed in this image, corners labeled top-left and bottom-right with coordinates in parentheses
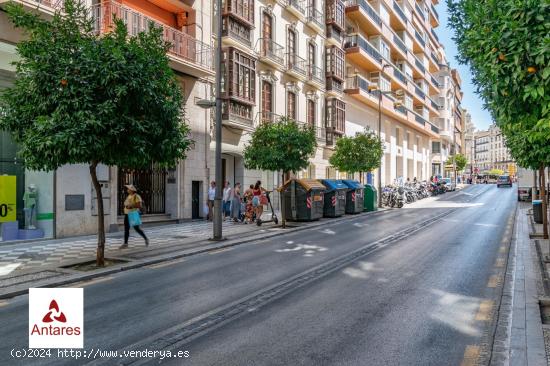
top-left (220, 180), bottom-right (266, 224)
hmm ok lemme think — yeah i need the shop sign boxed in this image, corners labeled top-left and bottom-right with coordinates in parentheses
top-left (0, 176), bottom-right (16, 222)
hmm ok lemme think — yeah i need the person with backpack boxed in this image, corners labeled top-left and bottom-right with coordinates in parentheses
top-left (120, 184), bottom-right (149, 249)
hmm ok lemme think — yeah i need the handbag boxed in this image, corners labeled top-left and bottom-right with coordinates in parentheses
top-left (260, 194), bottom-right (268, 205)
top-left (127, 210), bottom-right (142, 227)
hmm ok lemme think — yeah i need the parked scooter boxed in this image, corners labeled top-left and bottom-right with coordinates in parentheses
top-left (256, 191), bottom-right (279, 226)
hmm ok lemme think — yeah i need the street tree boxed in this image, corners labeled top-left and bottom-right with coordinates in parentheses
top-left (243, 117), bottom-right (316, 226)
top-left (328, 128), bottom-right (384, 181)
top-left (445, 154), bottom-right (468, 172)
top-left (447, 0), bottom-right (550, 237)
top-left (0, 0), bottom-right (192, 265)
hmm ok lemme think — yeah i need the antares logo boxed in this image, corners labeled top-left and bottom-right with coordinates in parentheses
top-left (29, 288), bottom-right (83, 348)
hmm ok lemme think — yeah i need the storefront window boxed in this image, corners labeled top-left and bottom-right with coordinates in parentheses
top-left (0, 49), bottom-right (54, 241)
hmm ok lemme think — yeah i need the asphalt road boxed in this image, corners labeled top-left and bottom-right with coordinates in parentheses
top-left (0, 184), bottom-right (516, 366)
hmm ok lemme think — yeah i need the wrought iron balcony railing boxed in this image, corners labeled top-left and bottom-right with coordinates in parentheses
top-left (286, 53), bottom-right (307, 77)
top-left (91, 2), bottom-right (214, 71)
top-left (307, 5), bottom-right (325, 30)
top-left (257, 38), bottom-right (285, 66)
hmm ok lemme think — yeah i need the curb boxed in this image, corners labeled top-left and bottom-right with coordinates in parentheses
top-left (0, 208), bottom-right (391, 299)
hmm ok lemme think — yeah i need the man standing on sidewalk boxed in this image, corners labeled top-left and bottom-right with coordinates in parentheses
top-left (223, 181), bottom-right (232, 220)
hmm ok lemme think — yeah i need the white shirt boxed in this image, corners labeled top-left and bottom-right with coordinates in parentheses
top-left (223, 187), bottom-right (232, 201)
top-left (208, 187), bottom-right (216, 201)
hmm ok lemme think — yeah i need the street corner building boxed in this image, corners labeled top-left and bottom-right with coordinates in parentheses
top-left (0, 0), bottom-right (466, 241)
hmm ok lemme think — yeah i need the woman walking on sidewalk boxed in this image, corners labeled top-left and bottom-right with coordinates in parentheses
top-left (120, 184), bottom-right (149, 249)
top-left (230, 182), bottom-right (242, 222)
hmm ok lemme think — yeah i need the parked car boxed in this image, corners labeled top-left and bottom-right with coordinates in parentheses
top-left (497, 175), bottom-right (513, 188)
top-left (441, 177), bottom-right (456, 191)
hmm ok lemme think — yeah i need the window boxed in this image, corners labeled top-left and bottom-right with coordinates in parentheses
top-left (326, 46), bottom-right (345, 80)
top-left (307, 99), bottom-right (316, 126)
top-left (326, 0), bottom-right (345, 30)
top-left (261, 81), bottom-right (273, 120)
top-left (380, 76), bottom-right (391, 92)
top-left (432, 141), bottom-right (441, 153)
top-left (326, 98), bottom-right (345, 134)
top-left (225, 0), bottom-right (254, 24)
top-left (224, 48), bottom-right (256, 103)
top-left (287, 91), bottom-right (297, 120)
top-left (380, 40), bottom-right (390, 60)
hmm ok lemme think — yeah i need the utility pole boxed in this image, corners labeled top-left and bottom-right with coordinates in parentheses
top-left (213, 0), bottom-right (223, 240)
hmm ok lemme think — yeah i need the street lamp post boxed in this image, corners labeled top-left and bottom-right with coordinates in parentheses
top-left (197, 0), bottom-right (224, 240)
top-left (370, 63), bottom-right (393, 208)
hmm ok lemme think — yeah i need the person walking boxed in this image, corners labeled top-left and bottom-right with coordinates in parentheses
top-left (252, 180), bottom-right (266, 221)
top-left (120, 184), bottom-right (149, 249)
top-left (223, 181), bottom-right (232, 220)
top-left (230, 183), bottom-right (242, 222)
top-left (207, 181), bottom-right (216, 221)
top-left (244, 184), bottom-right (255, 224)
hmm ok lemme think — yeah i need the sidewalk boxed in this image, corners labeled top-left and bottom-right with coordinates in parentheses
top-left (496, 202), bottom-right (548, 366)
top-left (0, 215), bottom-right (281, 276)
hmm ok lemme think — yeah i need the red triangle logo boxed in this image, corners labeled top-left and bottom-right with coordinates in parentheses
top-left (42, 300), bottom-right (67, 323)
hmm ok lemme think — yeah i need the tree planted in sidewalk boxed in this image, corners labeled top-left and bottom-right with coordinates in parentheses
top-left (445, 154), bottom-right (468, 172)
top-left (447, 0), bottom-right (550, 237)
top-left (328, 128), bottom-right (384, 181)
top-left (0, 0), bottom-right (192, 265)
top-left (243, 117), bottom-right (316, 226)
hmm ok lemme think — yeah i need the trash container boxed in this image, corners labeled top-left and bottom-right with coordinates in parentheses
top-left (341, 180), bottom-right (364, 214)
top-left (279, 179), bottom-right (325, 221)
top-left (320, 179), bottom-right (347, 218)
top-left (533, 199), bottom-right (543, 224)
top-left (364, 184), bottom-right (377, 212)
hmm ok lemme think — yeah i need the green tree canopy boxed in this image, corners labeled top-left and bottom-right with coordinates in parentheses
top-left (445, 154), bottom-right (468, 172)
top-left (243, 117), bottom-right (316, 174)
top-left (328, 129), bottom-right (384, 175)
top-left (447, 0), bottom-right (550, 136)
top-left (0, 0), bottom-right (192, 265)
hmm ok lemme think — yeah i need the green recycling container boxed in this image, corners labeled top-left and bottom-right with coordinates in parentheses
top-left (364, 184), bottom-right (377, 212)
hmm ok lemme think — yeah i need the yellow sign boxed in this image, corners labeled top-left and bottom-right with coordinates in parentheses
top-left (0, 176), bottom-right (17, 222)
top-left (508, 164), bottom-right (516, 175)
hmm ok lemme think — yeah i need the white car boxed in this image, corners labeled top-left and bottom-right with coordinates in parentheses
top-left (441, 178), bottom-right (456, 191)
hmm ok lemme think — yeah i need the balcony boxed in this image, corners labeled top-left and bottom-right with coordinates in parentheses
top-left (326, 25), bottom-right (345, 46)
top-left (344, 34), bottom-right (383, 71)
top-left (286, 53), bottom-right (307, 79)
top-left (284, 0), bottom-right (306, 19)
top-left (326, 78), bottom-right (344, 95)
top-left (257, 38), bottom-right (285, 69)
top-left (414, 56), bottom-right (426, 74)
top-left (392, 67), bottom-right (408, 88)
top-left (390, 1), bottom-right (407, 30)
top-left (307, 6), bottom-right (325, 33)
top-left (414, 29), bottom-right (426, 51)
top-left (415, 2), bottom-right (425, 21)
top-left (0, 0), bottom-right (63, 16)
top-left (429, 3), bottom-right (439, 27)
top-left (91, 2), bottom-right (214, 78)
top-left (222, 106), bottom-right (254, 130)
top-left (256, 111), bottom-right (281, 125)
top-left (344, 75), bottom-right (380, 106)
top-left (345, 0), bottom-right (382, 34)
top-left (414, 85), bottom-right (426, 99)
top-left (307, 64), bottom-right (325, 87)
top-left (431, 28), bottom-right (439, 43)
top-left (393, 34), bottom-right (408, 55)
top-left (415, 113), bottom-right (426, 126)
top-left (222, 19), bottom-right (253, 49)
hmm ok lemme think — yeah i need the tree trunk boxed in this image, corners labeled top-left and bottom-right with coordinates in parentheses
top-left (90, 162), bottom-right (105, 267)
top-left (540, 165), bottom-right (548, 240)
top-left (281, 171), bottom-right (286, 228)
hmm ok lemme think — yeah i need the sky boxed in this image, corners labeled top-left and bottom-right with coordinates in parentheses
top-left (435, 1), bottom-right (493, 131)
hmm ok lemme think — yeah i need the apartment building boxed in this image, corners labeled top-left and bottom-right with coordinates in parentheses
top-left (474, 124), bottom-right (515, 174)
top-left (462, 109), bottom-right (476, 174)
top-left (218, 0), bottom-right (331, 193)
top-left (0, 0), bottom-right (215, 238)
top-left (0, 0), bottom-right (462, 241)
top-left (430, 65), bottom-right (463, 177)
top-left (342, 0), bottom-right (445, 185)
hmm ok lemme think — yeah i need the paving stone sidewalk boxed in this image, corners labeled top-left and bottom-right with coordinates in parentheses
top-left (0, 217), bottom-right (278, 276)
top-left (505, 203), bottom-right (548, 366)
